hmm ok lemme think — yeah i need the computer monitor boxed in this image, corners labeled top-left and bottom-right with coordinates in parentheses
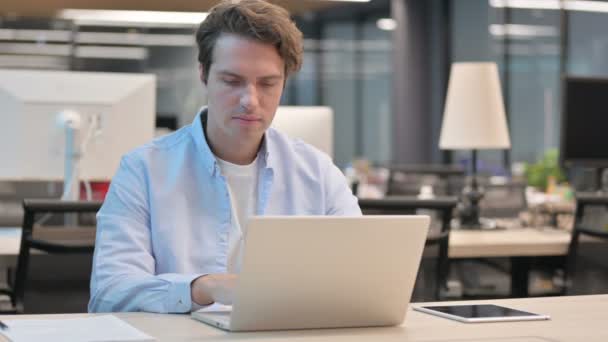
top-left (0, 69), bottom-right (156, 186)
top-left (560, 76), bottom-right (608, 168)
top-left (271, 106), bottom-right (333, 159)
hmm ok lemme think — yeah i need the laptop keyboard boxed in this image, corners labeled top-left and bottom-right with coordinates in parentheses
top-left (204, 311), bottom-right (231, 324)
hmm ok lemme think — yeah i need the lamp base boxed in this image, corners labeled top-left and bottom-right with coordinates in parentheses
top-left (456, 149), bottom-right (502, 230)
top-left (457, 168), bottom-right (497, 229)
top-left (458, 217), bottom-right (500, 230)
top-left (458, 183), bottom-right (483, 228)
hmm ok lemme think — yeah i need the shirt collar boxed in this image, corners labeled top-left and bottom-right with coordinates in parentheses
top-left (189, 107), bottom-right (217, 175)
top-left (260, 129), bottom-right (276, 171)
top-left (189, 107), bottom-right (276, 175)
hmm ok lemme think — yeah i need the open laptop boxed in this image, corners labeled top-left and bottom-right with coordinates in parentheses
top-left (191, 215), bottom-right (430, 331)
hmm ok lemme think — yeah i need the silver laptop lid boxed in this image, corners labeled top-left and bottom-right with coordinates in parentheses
top-left (229, 215), bottom-right (430, 331)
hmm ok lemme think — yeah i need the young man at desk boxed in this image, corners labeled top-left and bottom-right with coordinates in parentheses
top-left (88, 0), bottom-right (361, 313)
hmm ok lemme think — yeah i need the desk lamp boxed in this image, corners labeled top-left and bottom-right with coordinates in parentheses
top-left (439, 62), bottom-right (511, 228)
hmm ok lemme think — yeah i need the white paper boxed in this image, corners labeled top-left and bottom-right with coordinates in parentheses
top-left (0, 315), bottom-right (155, 342)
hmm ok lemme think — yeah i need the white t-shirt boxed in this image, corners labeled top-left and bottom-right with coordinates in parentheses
top-left (216, 156), bottom-right (259, 273)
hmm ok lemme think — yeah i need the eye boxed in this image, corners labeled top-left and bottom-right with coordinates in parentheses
top-left (260, 80), bottom-right (279, 88)
top-left (222, 77), bottom-right (241, 86)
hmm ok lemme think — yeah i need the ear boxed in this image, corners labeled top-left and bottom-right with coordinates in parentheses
top-left (198, 63), bottom-right (207, 86)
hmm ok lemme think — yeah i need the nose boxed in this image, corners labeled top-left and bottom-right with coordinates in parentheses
top-left (239, 84), bottom-right (260, 112)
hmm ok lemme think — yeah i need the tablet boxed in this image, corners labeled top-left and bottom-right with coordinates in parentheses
top-left (414, 304), bottom-right (550, 323)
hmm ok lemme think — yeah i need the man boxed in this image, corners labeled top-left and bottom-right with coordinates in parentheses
top-left (88, 0), bottom-right (361, 314)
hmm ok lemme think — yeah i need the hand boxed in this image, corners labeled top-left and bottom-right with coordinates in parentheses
top-left (191, 273), bottom-right (238, 305)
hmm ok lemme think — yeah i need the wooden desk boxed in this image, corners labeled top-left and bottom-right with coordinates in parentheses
top-left (0, 295), bottom-right (605, 341)
top-left (0, 226), bottom-right (577, 298)
top-left (0, 226), bottom-right (594, 298)
top-left (0, 226), bottom-right (93, 266)
top-left (0, 226), bottom-right (573, 260)
top-left (0, 228), bottom-right (20, 268)
top-left (449, 227), bottom-right (571, 258)
top-left (449, 227), bottom-right (574, 298)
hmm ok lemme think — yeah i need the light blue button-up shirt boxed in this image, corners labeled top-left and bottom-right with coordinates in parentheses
top-left (88, 109), bottom-right (361, 313)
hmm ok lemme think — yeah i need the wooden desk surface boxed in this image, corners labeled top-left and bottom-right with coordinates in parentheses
top-left (0, 226), bottom-right (579, 261)
top-left (0, 228), bottom-right (20, 268)
top-left (449, 227), bottom-right (572, 258)
top-left (0, 228), bottom-right (20, 256)
top-left (0, 295), bottom-right (605, 341)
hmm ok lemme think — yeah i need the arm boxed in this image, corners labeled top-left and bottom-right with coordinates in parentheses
top-left (89, 155), bottom-right (204, 313)
top-left (324, 160), bottom-right (362, 216)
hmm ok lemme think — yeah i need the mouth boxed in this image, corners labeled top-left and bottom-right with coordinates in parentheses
top-left (232, 116), bottom-right (262, 122)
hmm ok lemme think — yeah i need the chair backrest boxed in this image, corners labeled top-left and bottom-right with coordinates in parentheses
top-left (0, 181), bottom-right (64, 227)
top-left (358, 196), bottom-right (458, 300)
top-left (13, 199), bottom-right (102, 313)
top-left (384, 164), bottom-right (465, 197)
top-left (479, 181), bottom-right (528, 218)
top-left (565, 193), bottom-right (608, 294)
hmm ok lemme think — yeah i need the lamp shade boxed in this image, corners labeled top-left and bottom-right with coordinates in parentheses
top-left (439, 62), bottom-right (511, 150)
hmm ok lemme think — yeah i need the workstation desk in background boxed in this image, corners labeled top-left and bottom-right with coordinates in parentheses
top-left (0, 295), bottom-right (604, 341)
top-left (448, 227), bottom-right (604, 298)
top-left (0, 226), bottom-right (582, 299)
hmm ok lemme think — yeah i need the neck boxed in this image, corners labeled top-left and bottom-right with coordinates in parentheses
top-left (211, 138), bottom-right (261, 165)
top-left (205, 126), bottom-right (262, 166)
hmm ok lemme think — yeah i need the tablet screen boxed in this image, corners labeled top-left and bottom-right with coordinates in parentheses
top-left (419, 304), bottom-right (541, 319)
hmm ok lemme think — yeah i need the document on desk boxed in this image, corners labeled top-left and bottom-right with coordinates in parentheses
top-left (0, 315), bottom-right (155, 342)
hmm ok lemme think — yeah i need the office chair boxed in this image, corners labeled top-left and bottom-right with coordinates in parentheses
top-left (454, 180), bottom-right (528, 299)
top-left (562, 193), bottom-right (608, 295)
top-left (5, 199), bottom-right (102, 314)
top-left (358, 196), bottom-right (458, 300)
top-left (0, 181), bottom-right (65, 227)
top-left (479, 181), bottom-right (527, 220)
top-left (384, 164), bottom-right (465, 197)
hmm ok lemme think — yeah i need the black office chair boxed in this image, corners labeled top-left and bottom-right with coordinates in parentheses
top-left (453, 180), bottom-right (529, 299)
top-left (479, 181), bottom-right (528, 220)
top-left (4, 199), bottom-right (102, 314)
top-left (562, 193), bottom-right (608, 295)
top-left (384, 164), bottom-right (465, 197)
top-left (359, 196), bottom-right (458, 301)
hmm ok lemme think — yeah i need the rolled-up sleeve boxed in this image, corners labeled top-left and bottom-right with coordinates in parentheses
top-left (88, 154), bottom-right (203, 313)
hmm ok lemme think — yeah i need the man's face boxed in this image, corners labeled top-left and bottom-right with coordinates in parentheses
top-left (202, 33), bottom-right (285, 145)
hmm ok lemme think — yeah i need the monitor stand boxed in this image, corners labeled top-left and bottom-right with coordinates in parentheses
top-left (58, 110), bottom-right (82, 227)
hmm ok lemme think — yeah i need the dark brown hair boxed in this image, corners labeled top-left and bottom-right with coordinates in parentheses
top-left (196, 0), bottom-right (303, 83)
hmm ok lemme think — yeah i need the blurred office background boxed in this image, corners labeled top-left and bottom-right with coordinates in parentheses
top-left (3, 0), bottom-right (608, 168)
top-left (1, 0), bottom-right (608, 312)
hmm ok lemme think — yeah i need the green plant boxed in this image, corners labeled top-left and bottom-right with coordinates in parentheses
top-left (524, 149), bottom-right (567, 191)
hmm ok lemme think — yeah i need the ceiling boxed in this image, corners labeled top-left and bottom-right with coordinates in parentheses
top-left (0, 0), bottom-right (346, 17)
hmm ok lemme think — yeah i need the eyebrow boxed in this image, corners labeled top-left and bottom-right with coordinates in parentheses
top-left (217, 71), bottom-right (283, 81)
top-left (217, 71), bottom-right (242, 78)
